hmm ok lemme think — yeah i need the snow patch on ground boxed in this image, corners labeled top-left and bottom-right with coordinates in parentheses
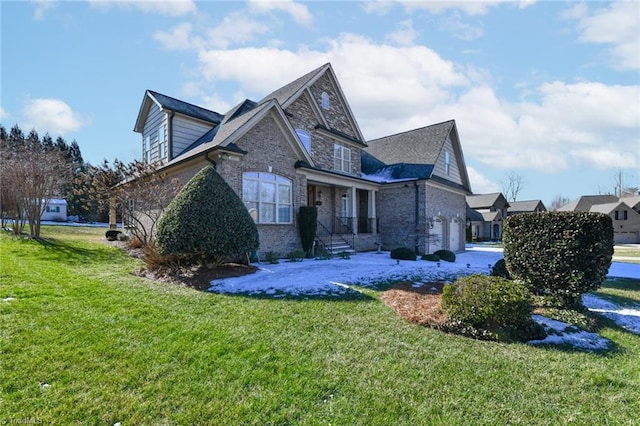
top-left (528, 315), bottom-right (612, 351)
top-left (583, 293), bottom-right (640, 334)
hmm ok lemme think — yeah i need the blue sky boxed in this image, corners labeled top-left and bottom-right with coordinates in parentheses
top-left (1, 0), bottom-right (638, 206)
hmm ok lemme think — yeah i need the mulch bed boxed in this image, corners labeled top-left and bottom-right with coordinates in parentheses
top-left (107, 239), bottom-right (258, 291)
top-left (380, 281), bottom-right (448, 327)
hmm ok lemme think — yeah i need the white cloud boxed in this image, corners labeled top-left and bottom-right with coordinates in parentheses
top-left (87, 0), bottom-right (196, 16)
top-left (439, 12), bottom-right (484, 41)
top-left (400, 0), bottom-right (506, 16)
top-left (22, 98), bottom-right (87, 135)
top-left (205, 11), bottom-right (271, 49)
top-left (31, 0), bottom-right (56, 20)
top-left (154, 23), bottom-right (204, 51)
top-left (385, 20), bottom-right (419, 46)
top-left (467, 166), bottom-right (500, 194)
top-left (248, 0), bottom-right (312, 26)
top-left (564, 2), bottom-right (640, 70)
top-left (184, 32), bottom-right (638, 174)
top-left (0, 107), bottom-right (10, 121)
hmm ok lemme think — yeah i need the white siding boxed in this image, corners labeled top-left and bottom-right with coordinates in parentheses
top-left (172, 115), bottom-right (214, 158)
top-left (432, 135), bottom-right (462, 185)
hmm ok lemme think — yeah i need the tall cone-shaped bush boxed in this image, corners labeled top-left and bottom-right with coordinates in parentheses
top-left (156, 165), bottom-right (259, 261)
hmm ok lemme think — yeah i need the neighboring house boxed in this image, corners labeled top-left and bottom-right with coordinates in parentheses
top-left (126, 63), bottom-right (472, 255)
top-left (507, 200), bottom-right (547, 216)
top-left (41, 199), bottom-right (67, 221)
top-left (466, 193), bottom-right (510, 241)
top-left (559, 195), bottom-right (640, 243)
top-left (621, 195), bottom-right (640, 214)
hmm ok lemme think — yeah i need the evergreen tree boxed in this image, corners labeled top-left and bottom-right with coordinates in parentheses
top-left (156, 166), bottom-right (259, 263)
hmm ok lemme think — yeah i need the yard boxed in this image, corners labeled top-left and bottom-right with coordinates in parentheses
top-left (1, 226), bottom-right (639, 424)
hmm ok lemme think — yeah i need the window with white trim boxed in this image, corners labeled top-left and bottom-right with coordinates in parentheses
top-left (158, 126), bottom-right (165, 159)
top-left (296, 129), bottom-right (311, 153)
top-left (242, 172), bottom-right (292, 224)
top-left (333, 144), bottom-right (351, 173)
top-left (445, 151), bottom-right (451, 175)
top-left (321, 92), bottom-right (330, 110)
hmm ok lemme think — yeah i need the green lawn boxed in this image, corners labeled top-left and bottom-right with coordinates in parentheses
top-left (1, 226), bottom-right (639, 424)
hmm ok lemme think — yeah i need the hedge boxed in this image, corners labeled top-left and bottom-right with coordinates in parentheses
top-left (503, 211), bottom-right (613, 308)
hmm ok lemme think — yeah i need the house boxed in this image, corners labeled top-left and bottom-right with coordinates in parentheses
top-left (621, 195), bottom-right (640, 213)
top-left (41, 199), bottom-right (67, 222)
top-left (126, 63), bottom-right (472, 256)
top-left (559, 195), bottom-right (640, 243)
top-left (466, 193), bottom-right (510, 241)
top-left (507, 200), bottom-right (547, 216)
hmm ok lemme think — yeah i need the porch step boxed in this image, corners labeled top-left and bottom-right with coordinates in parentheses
top-left (324, 242), bottom-right (356, 255)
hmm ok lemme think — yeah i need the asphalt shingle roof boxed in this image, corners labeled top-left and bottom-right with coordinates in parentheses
top-left (364, 120), bottom-right (454, 165)
top-left (508, 200), bottom-right (546, 213)
top-left (258, 63), bottom-right (328, 107)
top-left (466, 193), bottom-right (505, 209)
top-left (148, 90), bottom-right (223, 124)
top-left (557, 195), bottom-right (619, 212)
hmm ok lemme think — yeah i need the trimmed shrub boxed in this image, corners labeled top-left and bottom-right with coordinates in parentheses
top-left (287, 249), bottom-right (305, 262)
top-left (490, 258), bottom-right (511, 280)
top-left (156, 166), bottom-right (259, 263)
top-left (421, 253), bottom-right (440, 262)
top-left (434, 249), bottom-right (456, 262)
top-left (265, 251), bottom-right (280, 264)
top-left (503, 212), bottom-right (614, 308)
top-left (298, 206), bottom-right (317, 258)
top-left (441, 275), bottom-right (542, 342)
top-left (390, 247), bottom-right (417, 261)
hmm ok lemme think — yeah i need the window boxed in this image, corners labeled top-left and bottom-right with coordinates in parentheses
top-left (158, 126), bottom-right (165, 159)
top-left (296, 129), bottom-right (311, 153)
top-left (615, 210), bottom-right (628, 221)
top-left (321, 92), bottom-right (330, 110)
top-left (333, 144), bottom-right (351, 173)
top-left (46, 205), bottom-right (60, 213)
top-left (445, 151), bottom-right (451, 175)
top-left (242, 172), bottom-right (292, 224)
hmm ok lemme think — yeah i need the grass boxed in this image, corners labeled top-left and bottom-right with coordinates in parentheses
top-left (1, 226), bottom-right (640, 424)
top-left (613, 246), bottom-right (640, 264)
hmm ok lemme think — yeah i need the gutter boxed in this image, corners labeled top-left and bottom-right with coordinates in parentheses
top-left (414, 181), bottom-right (419, 255)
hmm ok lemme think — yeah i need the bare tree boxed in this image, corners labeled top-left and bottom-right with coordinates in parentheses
top-left (502, 171), bottom-right (525, 202)
top-left (549, 195), bottom-right (571, 211)
top-left (613, 169), bottom-right (639, 197)
top-left (80, 159), bottom-right (182, 246)
top-left (0, 125), bottom-right (72, 238)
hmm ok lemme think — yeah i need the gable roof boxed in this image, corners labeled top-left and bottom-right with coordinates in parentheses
top-left (466, 193), bottom-right (509, 209)
top-left (258, 63), bottom-right (328, 107)
top-left (134, 90), bottom-right (223, 132)
top-left (508, 200), bottom-right (546, 213)
top-left (165, 98), bottom-right (313, 168)
top-left (557, 195), bottom-right (619, 212)
top-left (365, 120), bottom-right (454, 165)
top-left (621, 195), bottom-right (640, 209)
top-left (589, 201), bottom-right (632, 215)
top-left (363, 120), bottom-right (471, 192)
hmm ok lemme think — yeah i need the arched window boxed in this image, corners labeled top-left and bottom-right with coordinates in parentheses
top-left (242, 172), bottom-right (292, 224)
top-left (296, 129), bottom-right (311, 153)
top-left (321, 92), bottom-right (330, 110)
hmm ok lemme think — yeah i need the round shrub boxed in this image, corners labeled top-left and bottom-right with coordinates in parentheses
top-left (503, 211), bottom-right (614, 308)
top-left (441, 275), bottom-right (541, 342)
top-left (421, 253), bottom-right (440, 262)
top-left (390, 247), bottom-right (417, 261)
top-left (434, 249), bottom-right (456, 262)
top-left (490, 258), bottom-right (511, 279)
top-left (156, 166), bottom-right (259, 262)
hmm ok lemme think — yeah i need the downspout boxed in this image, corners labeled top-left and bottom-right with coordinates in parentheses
top-left (414, 181), bottom-right (420, 255)
top-left (168, 111), bottom-right (175, 161)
